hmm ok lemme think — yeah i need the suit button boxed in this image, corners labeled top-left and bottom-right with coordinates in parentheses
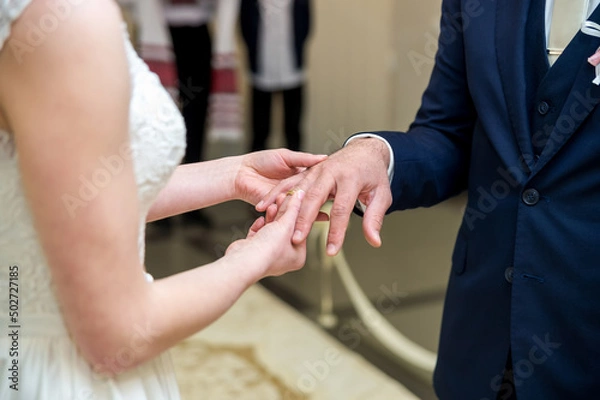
top-left (522, 188), bottom-right (540, 206)
top-left (537, 101), bottom-right (550, 115)
top-left (505, 267), bottom-right (514, 283)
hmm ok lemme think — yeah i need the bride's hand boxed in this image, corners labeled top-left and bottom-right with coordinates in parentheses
top-left (234, 149), bottom-right (326, 206)
top-left (226, 189), bottom-right (307, 278)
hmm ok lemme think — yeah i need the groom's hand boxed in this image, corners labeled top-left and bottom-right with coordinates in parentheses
top-left (234, 149), bottom-right (327, 206)
top-left (258, 138), bottom-right (392, 256)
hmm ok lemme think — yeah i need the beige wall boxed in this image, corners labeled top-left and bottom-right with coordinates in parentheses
top-left (303, 0), bottom-right (398, 153)
top-left (393, 1), bottom-right (445, 128)
top-left (303, 0), bottom-right (444, 152)
top-left (264, 1), bottom-right (467, 354)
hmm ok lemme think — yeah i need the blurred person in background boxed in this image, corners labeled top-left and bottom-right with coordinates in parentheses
top-left (163, 0), bottom-right (242, 231)
top-left (240, 0), bottom-right (311, 152)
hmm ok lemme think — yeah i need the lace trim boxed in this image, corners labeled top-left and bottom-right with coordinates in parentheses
top-left (0, 30), bottom-right (185, 315)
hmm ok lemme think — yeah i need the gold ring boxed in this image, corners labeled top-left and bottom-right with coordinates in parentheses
top-left (286, 188), bottom-right (298, 196)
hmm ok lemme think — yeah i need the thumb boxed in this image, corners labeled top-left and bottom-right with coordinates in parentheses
top-left (277, 189), bottom-right (305, 231)
top-left (282, 151), bottom-right (328, 168)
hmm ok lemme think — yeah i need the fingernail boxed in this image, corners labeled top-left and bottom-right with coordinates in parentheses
top-left (296, 189), bottom-right (305, 200)
top-left (256, 201), bottom-right (264, 209)
top-left (327, 243), bottom-right (337, 255)
top-left (293, 230), bottom-right (303, 242)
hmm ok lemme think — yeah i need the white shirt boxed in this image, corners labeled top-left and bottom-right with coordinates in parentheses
top-left (118, 0), bottom-right (172, 56)
top-left (545, 0), bottom-right (600, 48)
top-left (253, 0), bottom-right (306, 91)
top-left (163, 0), bottom-right (217, 27)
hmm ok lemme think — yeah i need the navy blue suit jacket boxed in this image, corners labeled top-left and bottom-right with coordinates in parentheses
top-left (369, 0), bottom-right (600, 398)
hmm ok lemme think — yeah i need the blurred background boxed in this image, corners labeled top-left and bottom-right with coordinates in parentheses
top-left (135, 1), bottom-right (467, 399)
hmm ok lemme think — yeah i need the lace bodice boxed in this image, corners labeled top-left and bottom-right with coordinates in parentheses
top-left (0, 2), bottom-right (186, 316)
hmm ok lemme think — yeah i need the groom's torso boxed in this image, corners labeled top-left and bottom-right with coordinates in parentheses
top-left (435, 1), bottom-right (600, 399)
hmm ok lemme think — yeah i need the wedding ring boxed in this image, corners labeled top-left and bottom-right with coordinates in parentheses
top-left (286, 188), bottom-right (299, 196)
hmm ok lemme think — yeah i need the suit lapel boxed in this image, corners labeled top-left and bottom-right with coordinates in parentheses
top-left (531, 5), bottom-right (600, 175)
top-left (495, 0), bottom-right (536, 169)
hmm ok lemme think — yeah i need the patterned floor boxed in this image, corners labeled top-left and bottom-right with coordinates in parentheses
top-left (170, 285), bottom-right (418, 400)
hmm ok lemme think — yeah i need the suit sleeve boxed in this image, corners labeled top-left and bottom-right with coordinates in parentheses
top-left (374, 0), bottom-right (477, 212)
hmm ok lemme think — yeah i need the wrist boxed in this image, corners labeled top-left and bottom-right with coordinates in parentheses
top-left (231, 153), bottom-right (258, 204)
top-left (221, 246), bottom-right (268, 286)
top-left (224, 155), bottom-right (244, 202)
top-left (346, 137), bottom-right (391, 172)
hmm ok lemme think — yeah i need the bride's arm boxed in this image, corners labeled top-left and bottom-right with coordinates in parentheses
top-left (146, 149), bottom-right (326, 222)
top-left (0, 1), bottom-right (304, 375)
top-left (146, 159), bottom-right (239, 222)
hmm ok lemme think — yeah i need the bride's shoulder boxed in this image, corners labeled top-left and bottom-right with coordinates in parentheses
top-left (0, 0), bottom-right (127, 78)
top-left (0, 0), bottom-right (130, 135)
top-left (5, 0), bottom-right (122, 27)
top-left (4, 0), bottom-right (124, 58)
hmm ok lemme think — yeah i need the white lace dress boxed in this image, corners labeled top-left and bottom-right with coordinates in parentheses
top-left (0, 1), bottom-right (186, 399)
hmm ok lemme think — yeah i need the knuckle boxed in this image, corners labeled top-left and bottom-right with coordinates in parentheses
top-left (295, 214), bottom-right (310, 230)
top-left (334, 192), bottom-right (357, 207)
top-left (329, 206), bottom-right (350, 220)
top-left (327, 227), bottom-right (346, 244)
top-left (304, 188), bottom-right (322, 202)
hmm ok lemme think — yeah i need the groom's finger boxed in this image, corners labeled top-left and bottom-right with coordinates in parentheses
top-left (362, 187), bottom-right (392, 248)
top-left (256, 174), bottom-right (305, 212)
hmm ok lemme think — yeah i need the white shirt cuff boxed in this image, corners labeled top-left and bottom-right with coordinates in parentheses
top-left (343, 134), bottom-right (395, 213)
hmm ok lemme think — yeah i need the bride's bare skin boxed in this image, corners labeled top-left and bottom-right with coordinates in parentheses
top-left (0, 0), bottom-right (324, 375)
top-left (0, 105), bottom-right (8, 132)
